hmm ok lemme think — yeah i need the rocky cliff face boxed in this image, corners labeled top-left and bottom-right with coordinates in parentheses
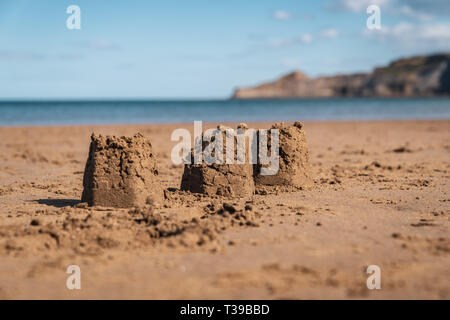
top-left (232, 53), bottom-right (450, 99)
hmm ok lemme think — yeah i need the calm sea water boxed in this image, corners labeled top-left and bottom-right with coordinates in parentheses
top-left (0, 98), bottom-right (449, 126)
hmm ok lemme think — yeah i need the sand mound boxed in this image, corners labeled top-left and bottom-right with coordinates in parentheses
top-left (254, 121), bottom-right (313, 188)
top-left (81, 133), bottom-right (163, 208)
top-left (180, 125), bottom-right (255, 197)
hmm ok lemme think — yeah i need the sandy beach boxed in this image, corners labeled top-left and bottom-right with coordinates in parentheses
top-left (0, 120), bottom-right (449, 299)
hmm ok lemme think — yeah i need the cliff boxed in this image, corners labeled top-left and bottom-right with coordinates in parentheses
top-left (232, 53), bottom-right (450, 98)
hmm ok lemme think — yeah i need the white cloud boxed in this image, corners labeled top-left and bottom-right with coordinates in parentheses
top-left (273, 10), bottom-right (292, 20)
top-left (321, 28), bottom-right (339, 38)
top-left (363, 22), bottom-right (450, 51)
top-left (328, 0), bottom-right (388, 12)
top-left (300, 33), bottom-right (313, 44)
top-left (399, 0), bottom-right (450, 16)
top-left (398, 5), bottom-right (433, 21)
top-left (327, 0), bottom-right (449, 20)
top-left (419, 24), bottom-right (450, 41)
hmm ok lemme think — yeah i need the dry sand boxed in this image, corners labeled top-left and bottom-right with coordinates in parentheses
top-left (0, 120), bottom-right (449, 299)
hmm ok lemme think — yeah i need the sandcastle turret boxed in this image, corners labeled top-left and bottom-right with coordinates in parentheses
top-left (81, 133), bottom-right (163, 208)
top-left (254, 121), bottom-right (313, 188)
top-left (180, 124), bottom-right (255, 197)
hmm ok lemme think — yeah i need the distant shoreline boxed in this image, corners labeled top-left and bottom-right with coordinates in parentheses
top-left (2, 96), bottom-right (450, 103)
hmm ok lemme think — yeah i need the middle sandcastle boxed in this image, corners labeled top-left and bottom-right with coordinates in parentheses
top-left (180, 124), bottom-right (255, 197)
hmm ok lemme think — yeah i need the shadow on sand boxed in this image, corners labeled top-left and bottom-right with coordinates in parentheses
top-left (34, 198), bottom-right (80, 208)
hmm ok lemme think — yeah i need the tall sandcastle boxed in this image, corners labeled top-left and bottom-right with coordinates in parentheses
top-left (81, 133), bottom-right (163, 208)
top-left (254, 121), bottom-right (313, 189)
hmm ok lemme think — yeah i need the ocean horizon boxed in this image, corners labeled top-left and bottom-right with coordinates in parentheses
top-left (0, 97), bottom-right (449, 127)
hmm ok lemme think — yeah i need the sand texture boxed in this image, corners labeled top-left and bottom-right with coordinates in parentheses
top-left (0, 120), bottom-right (449, 299)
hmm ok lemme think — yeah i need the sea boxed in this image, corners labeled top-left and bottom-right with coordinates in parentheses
top-left (0, 98), bottom-right (449, 126)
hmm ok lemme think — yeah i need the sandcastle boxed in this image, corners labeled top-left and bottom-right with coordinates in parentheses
top-left (180, 124), bottom-right (255, 197)
top-left (254, 121), bottom-right (312, 188)
top-left (81, 133), bottom-right (163, 208)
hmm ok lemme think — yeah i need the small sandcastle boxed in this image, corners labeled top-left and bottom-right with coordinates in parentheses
top-left (254, 121), bottom-right (313, 188)
top-left (180, 124), bottom-right (255, 197)
top-left (81, 133), bottom-right (163, 208)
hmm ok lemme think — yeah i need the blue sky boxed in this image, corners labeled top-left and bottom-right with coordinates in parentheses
top-left (1, 0), bottom-right (449, 99)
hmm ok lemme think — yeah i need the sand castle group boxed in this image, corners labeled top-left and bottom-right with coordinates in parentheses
top-left (81, 122), bottom-right (312, 208)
